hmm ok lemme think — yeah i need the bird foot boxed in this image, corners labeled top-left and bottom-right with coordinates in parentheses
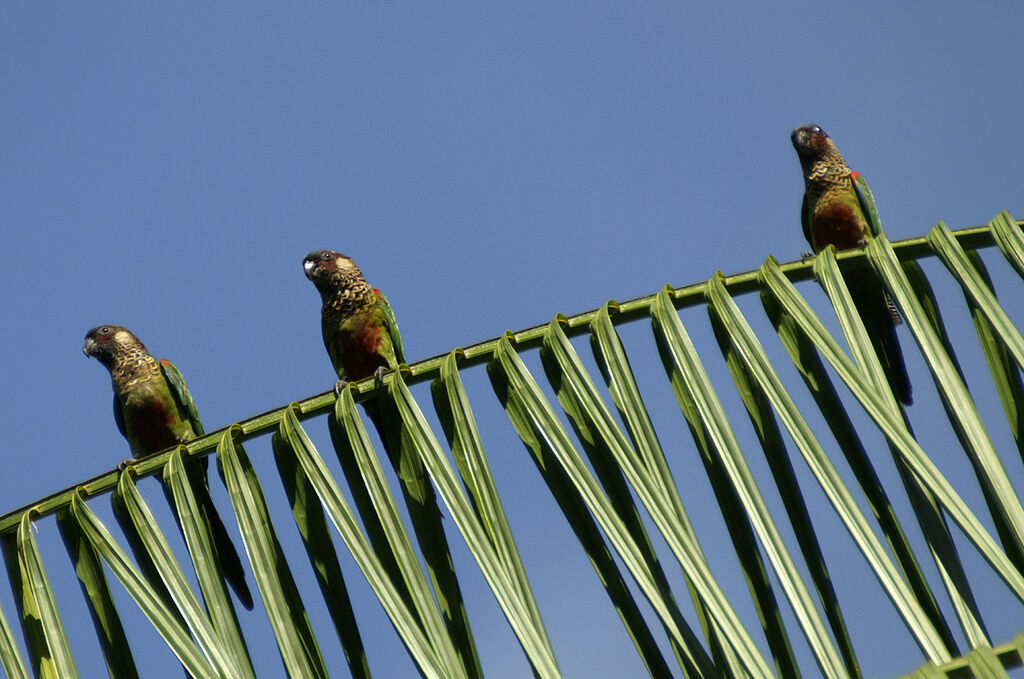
top-left (800, 251), bottom-right (814, 261)
top-left (117, 459), bottom-right (133, 473)
top-left (373, 366), bottom-right (391, 389)
top-left (333, 379), bottom-right (349, 397)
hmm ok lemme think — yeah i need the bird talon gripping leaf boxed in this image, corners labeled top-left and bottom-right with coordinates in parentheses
top-left (84, 325), bottom-right (254, 609)
top-left (791, 124), bottom-right (912, 404)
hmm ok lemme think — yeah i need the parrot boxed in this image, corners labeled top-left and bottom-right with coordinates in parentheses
top-left (302, 250), bottom-right (404, 393)
top-left (83, 325), bottom-right (254, 609)
top-left (303, 250), bottom-right (484, 676)
top-left (791, 123), bottom-right (912, 405)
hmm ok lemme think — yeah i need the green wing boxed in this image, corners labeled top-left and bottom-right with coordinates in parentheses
top-left (851, 171), bottom-right (884, 239)
top-left (374, 289), bottom-right (405, 365)
top-left (160, 359), bottom-right (204, 436)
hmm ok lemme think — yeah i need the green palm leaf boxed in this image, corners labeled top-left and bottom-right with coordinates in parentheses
top-left (3, 215), bottom-right (1024, 677)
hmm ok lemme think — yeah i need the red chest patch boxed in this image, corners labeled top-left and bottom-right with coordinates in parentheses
top-left (124, 398), bottom-right (182, 456)
top-left (334, 327), bottom-right (388, 381)
top-left (812, 204), bottom-right (867, 251)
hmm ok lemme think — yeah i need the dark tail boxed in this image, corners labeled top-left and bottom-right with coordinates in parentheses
top-left (853, 287), bottom-right (912, 405)
top-left (188, 460), bottom-right (254, 610)
top-left (362, 397), bottom-right (484, 678)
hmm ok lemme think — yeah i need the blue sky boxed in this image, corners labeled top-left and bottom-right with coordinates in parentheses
top-left (3, 3), bottom-right (1024, 677)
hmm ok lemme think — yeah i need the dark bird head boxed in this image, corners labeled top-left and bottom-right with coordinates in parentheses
top-left (303, 249), bottom-right (364, 292)
top-left (83, 325), bottom-right (146, 370)
top-left (791, 123), bottom-right (850, 180)
top-left (790, 124), bottom-right (835, 161)
top-left (303, 250), bottom-right (376, 315)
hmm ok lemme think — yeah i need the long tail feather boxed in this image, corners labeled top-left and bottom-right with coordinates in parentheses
top-left (363, 397), bottom-right (484, 679)
top-left (853, 285), bottom-right (913, 405)
top-left (188, 461), bottom-right (254, 610)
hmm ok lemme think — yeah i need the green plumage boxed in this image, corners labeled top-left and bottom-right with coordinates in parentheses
top-left (326, 289), bottom-right (404, 386)
top-left (303, 249), bottom-right (403, 387)
top-left (792, 124), bottom-right (912, 405)
top-left (84, 325), bottom-right (254, 609)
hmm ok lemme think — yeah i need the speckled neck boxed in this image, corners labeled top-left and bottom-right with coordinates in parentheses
top-left (108, 341), bottom-right (162, 394)
top-left (801, 145), bottom-right (852, 211)
top-left (319, 268), bottom-right (376, 318)
top-left (803, 146), bottom-right (851, 189)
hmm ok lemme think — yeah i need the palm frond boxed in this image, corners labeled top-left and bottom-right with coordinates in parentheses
top-left (3, 214), bottom-right (1024, 677)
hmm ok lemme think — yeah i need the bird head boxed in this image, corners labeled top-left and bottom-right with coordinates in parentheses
top-left (303, 250), bottom-right (362, 289)
top-left (83, 325), bottom-right (143, 369)
top-left (790, 124), bottom-right (835, 162)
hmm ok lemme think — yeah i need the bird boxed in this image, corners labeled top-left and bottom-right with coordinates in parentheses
top-left (84, 325), bottom-right (254, 609)
top-left (791, 123), bottom-right (912, 405)
top-left (303, 250), bottom-right (483, 673)
top-left (302, 250), bottom-right (404, 394)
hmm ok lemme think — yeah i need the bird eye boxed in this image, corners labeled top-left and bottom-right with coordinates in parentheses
top-left (320, 252), bottom-right (332, 261)
top-left (812, 125), bottom-right (823, 135)
top-left (100, 326), bottom-right (111, 334)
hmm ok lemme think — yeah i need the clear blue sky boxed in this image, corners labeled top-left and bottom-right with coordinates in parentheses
top-left (3, 3), bottom-right (1024, 677)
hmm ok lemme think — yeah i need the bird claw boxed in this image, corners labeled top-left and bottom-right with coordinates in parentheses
top-left (800, 251), bottom-right (814, 261)
top-left (117, 459), bottom-right (133, 473)
top-left (373, 366), bottom-right (390, 389)
top-left (333, 379), bottom-right (349, 397)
